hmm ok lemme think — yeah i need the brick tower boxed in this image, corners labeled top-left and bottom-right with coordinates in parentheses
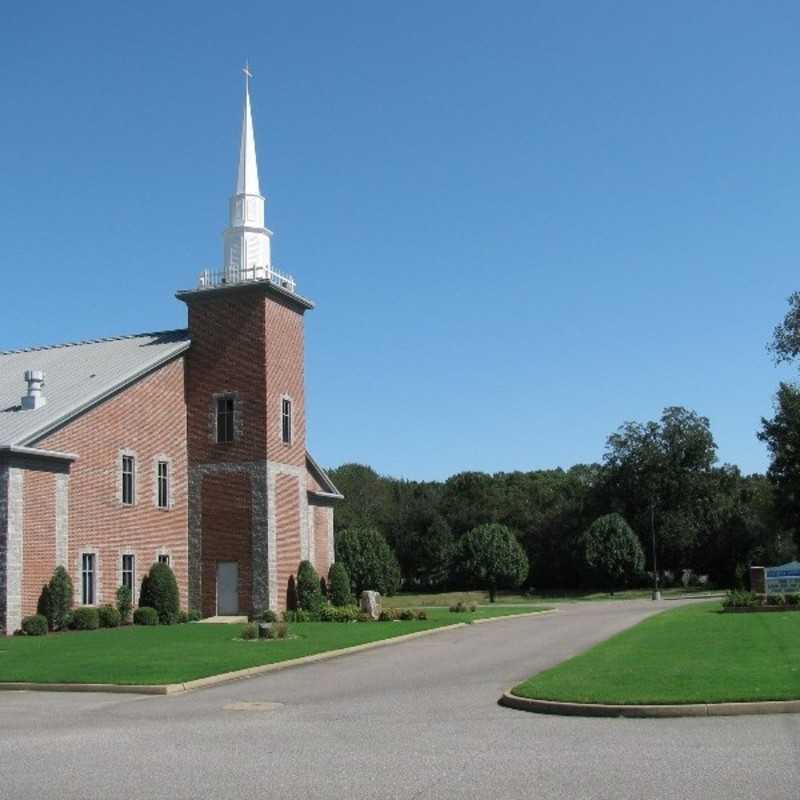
top-left (177, 66), bottom-right (339, 617)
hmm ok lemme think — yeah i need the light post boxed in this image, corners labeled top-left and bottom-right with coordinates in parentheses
top-left (650, 499), bottom-right (661, 601)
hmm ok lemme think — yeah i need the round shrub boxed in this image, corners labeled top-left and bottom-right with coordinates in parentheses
top-left (318, 604), bottom-right (337, 622)
top-left (98, 605), bottom-right (121, 628)
top-left (188, 609), bottom-right (202, 622)
top-left (581, 513), bottom-right (645, 594)
top-left (399, 609), bottom-right (415, 621)
top-left (415, 609), bottom-right (428, 620)
top-left (265, 621), bottom-right (289, 640)
top-left (22, 614), bottom-right (48, 636)
top-left (177, 610), bottom-right (189, 624)
top-left (71, 606), bottom-right (99, 631)
top-left (262, 609), bottom-right (278, 623)
top-left (240, 623), bottom-right (258, 640)
top-left (378, 610), bottom-right (392, 621)
top-left (296, 560), bottom-right (323, 614)
top-left (139, 562), bottom-right (180, 624)
top-left (458, 523), bottom-right (528, 602)
top-left (334, 605), bottom-right (360, 623)
top-left (133, 606), bottom-right (159, 626)
top-left (328, 562), bottom-right (353, 607)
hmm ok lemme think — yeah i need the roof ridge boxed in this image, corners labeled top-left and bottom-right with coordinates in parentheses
top-left (0, 328), bottom-right (190, 357)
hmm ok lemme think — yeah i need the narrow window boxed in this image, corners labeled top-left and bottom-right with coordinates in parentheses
top-left (82, 553), bottom-right (96, 605)
top-left (157, 461), bottom-right (169, 509)
top-left (216, 395), bottom-right (235, 443)
top-left (158, 554), bottom-right (170, 567)
top-left (122, 554), bottom-right (135, 593)
top-left (122, 455), bottom-right (135, 505)
top-left (281, 397), bottom-right (292, 445)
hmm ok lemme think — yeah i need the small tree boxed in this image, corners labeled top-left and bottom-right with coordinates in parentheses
top-left (139, 562), bottom-right (180, 624)
top-left (335, 526), bottom-right (401, 596)
top-left (328, 562), bottom-right (352, 606)
top-left (116, 585), bottom-right (133, 624)
top-left (296, 560), bottom-right (322, 614)
top-left (458, 523), bottom-right (528, 602)
top-left (38, 566), bottom-right (73, 631)
top-left (582, 513), bottom-right (645, 593)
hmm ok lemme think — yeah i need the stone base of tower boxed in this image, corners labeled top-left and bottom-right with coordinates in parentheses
top-left (188, 457), bottom-right (336, 617)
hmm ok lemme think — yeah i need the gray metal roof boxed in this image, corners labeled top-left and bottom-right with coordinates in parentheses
top-left (0, 330), bottom-right (191, 447)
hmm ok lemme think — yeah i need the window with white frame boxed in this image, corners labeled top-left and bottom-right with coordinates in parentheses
top-left (121, 454), bottom-right (135, 505)
top-left (121, 554), bottom-right (135, 594)
top-left (158, 554), bottom-right (170, 567)
top-left (82, 553), bottom-right (96, 605)
top-left (157, 461), bottom-right (169, 509)
top-left (281, 397), bottom-right (292, 445)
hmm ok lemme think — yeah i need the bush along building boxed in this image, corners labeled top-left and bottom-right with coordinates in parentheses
top-left (0, 69), bottom-right (342, 635)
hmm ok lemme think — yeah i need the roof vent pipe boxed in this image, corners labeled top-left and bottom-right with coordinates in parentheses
top-left (21, 369), bottom-right (46, 410)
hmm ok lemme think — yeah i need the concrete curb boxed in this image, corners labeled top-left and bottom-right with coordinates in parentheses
top-left (0, 623), bottom-right (469, 696)
top-left (498, 691), bottom-right (800, 718)
top-left (470, 609), bottom-right (558, 625)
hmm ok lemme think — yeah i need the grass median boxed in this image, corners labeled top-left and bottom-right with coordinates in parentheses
top-left (512, 601), bottom-right (800, 705)
top-left (0, 605), bottom-right (549, 686)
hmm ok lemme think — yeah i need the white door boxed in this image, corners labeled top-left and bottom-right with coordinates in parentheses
top-left (217, 562), bottom-right (239, 615)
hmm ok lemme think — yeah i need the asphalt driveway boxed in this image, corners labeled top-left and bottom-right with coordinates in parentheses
top-left (2, 598), bottom-right (799, 800)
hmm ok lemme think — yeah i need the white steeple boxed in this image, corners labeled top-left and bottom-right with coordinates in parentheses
top-left (223, 63), bottom-right (272, 280)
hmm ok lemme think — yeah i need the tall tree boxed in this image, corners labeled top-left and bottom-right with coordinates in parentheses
top-left (758, 383), bottom-right (800, 549)
top-left (601, 406), bottom-right (717, 572)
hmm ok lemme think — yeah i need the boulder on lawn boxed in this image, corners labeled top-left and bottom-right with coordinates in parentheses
top-left (360, 591), bottom-right (382, 620)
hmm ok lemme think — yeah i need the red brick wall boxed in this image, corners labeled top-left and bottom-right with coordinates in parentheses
top-left (312, 504), bottom-right (331, 579)
top-left (185, 291), bottom-right (268, 464)
top-left (275, 473), bottom-right (301, 610)
top-left (265, 294), bottom-right (306, 466)
top-left (200, 472), bottom-right (252, 617)
top-left (37, 357), bottom-right (188, 610)
top-left (21, 469), bottom-right (56, 619)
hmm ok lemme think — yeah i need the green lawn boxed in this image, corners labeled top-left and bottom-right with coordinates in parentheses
top-left (383, 587), bottom-right (718, 609)
top-left (512, 602), bottom-right (800, 705)
top-left (0, 605), bottom-right (548, 686)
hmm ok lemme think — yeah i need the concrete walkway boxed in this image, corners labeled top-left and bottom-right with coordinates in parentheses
top-left (2, 598), bottom-right (799, 800)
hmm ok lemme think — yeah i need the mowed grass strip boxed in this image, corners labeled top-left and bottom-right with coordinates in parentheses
top-left (382, 588), bottom-right (717, 608)
top-left (512, 602), bottom-right (800, 705)
top-left (0, 606), bottom-right (549, 686)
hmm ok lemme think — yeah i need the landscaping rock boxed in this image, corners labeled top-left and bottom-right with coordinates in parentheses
top-left (360, 591), bottom-right (382, 620)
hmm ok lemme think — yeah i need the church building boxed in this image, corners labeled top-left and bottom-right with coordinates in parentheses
top-left (0, 71), bottom-right (342, 635)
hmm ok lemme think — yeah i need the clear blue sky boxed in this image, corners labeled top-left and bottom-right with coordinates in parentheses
top-left (2, 2), bottom-right (798, 480)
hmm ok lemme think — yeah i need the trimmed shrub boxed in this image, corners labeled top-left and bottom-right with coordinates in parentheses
top-left (262, 609), bottom-right (278, 623)
top-left (296, 560), bottom-right (323, 614)
top-left (378, 610), bottom-right (392, 621)
top-left (415, 609), bottom-right (428, 620)
top-left (21, 614), bottom-right (48, 636)
top-left (785, 593), bottom-right (800, 607)
top-left (318, 604), bottom-right (337, 622)
top-left (177, 610), bottom-right (189, 624)
top-left (722, 591), bottom-right (762, 609)
top-left (766, 594), bottom-right (785, 606)
top-left (133, 606), bottom-right (159, 626)
top-left (188, 609), bottom-right (202, 622)
top-left (334, 605), bottom-right (361, 622)
top-left (241, 623), bottom-right (258, 640)
top-left (139, 562), bottom-right (180, 624)
top-left (71, 606), bottom-right (99, 631)
top-left (116, 585), bottom-right (133, 624)
top-left (399, 609), bottom-right (415, 620)
top-left (320, 576), bottom-right (328, 600)
top-left (38, 566), bottom-right (74, 631)
top-left (98, 605), bottom-right (121, 628)
top-left (328, 562), bottom-right (353, 607)
top-left (265, 621), bottom-right (289, 640)
top-left (357, 612), bottom-right (372, 623)
top-left (283, 609), bottom-right (312, 623)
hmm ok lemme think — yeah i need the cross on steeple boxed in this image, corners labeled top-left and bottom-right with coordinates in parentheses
top-left (243, 61), bottom-right (253, 80)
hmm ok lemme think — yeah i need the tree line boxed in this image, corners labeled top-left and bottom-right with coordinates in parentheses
top-left (329, 294), bottom-right (800, 594)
